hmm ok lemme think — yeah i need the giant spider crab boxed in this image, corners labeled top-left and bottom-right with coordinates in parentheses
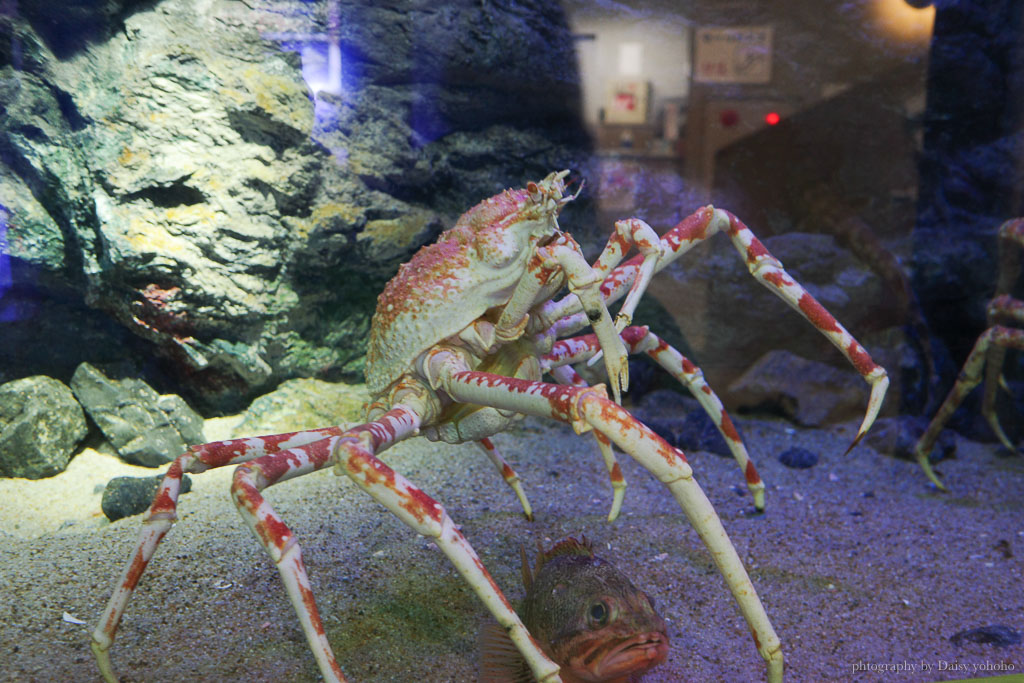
top-left (913, 217), bottom-right (1024, 489)
top-left (92, 171), bottom-right (888, 682)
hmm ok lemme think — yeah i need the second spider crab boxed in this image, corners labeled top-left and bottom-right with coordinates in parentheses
top-left (914, 217), bottom-right (1024, 489)
top-left (92, 171), bottom-right (888, 682)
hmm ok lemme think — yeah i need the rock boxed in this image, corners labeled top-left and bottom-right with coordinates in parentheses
top-left (649, 232), bottom-right (894, 407)
top-left (633, 389), bottom-right (700, 421)
top-left (949, 624), bottom-right (1022, 648)
top-left (630, 390), bottom-right (734, 456)
top-left (778, 447), bottom-right (819, 469)
top-left (1, 0), bottom-right (590, 411)
top-left (0, 376), bottom-right (88, 479)
top-left (677, 409), bottom-right (733, 458)
top-left (70, 363), bottom-right (204, 467)
top-left (101, 473), bottom-right (193, 523)
top-left (642, 418), bottom-right (681, 448)
top-left (727, 350), bottom-right (869, 427)
top-left (864, 415), bottom-right (956, 463)
top-left (234, 378), bottom-right (370, 436)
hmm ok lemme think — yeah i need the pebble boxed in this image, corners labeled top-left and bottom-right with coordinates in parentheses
top-left (101, 474), bottom-right (193, 522)
top-left (949, 624), bottom-right (1022, 648)
top-left (778, 446), bottom-right (819, 469)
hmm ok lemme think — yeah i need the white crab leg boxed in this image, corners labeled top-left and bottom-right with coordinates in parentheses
top-left (549, 364), bottom-right (627, 521)
top-left (425, 350), bottom-right (783, 683)
top-left (538, 239), bottom-right (630, 403)
top-left (475, 437), bottom-right (534, 520)
top-left (543, 326), bottom-right (766, 512)
top-left (541, 206), bottom-right (888, 447)
top-left (333, 404), bottom-right (561, 683)
top-left (91, 427), bottom-right (346, 681)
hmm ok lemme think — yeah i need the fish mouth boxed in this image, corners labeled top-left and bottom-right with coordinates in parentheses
top-left (578, 631), bottom-right (670, 680)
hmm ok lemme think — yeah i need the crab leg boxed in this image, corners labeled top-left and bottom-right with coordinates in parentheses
top-left (982, 295), bottom-right (1024, 448)
top-left (91, 427), bottom-right (345, 682)
top-left (426, 350), bottom-right (783, 683)
top-left (539, 238), bottom-right (630, 404)
top-left (543, 206), bottom-right (889, 448)
top-left (915, 219), bottom-right (1024, 489)
top-left (543, 326), bottom-right (765, 512)
top-left (475, 437), bottom-right (534, 520)
top-left (913, 325), bottom-right (1024, 489)
top-left (549, 364), bottom-right (628, 521)
top-left (333, 404), bottom-right (562, 683)
top-left (587, 218), bottom-right (666, 330)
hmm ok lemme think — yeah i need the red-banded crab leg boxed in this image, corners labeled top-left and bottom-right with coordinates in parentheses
top-left (475, 437), bottom-right (534, 520)
top-left (587, 217), bottom-right (666, 330)
top-left (543, 326), bottom-right (765, 512)
top-left (333, 403), bottom-right (561, 683)
top-left (91, 426), bottom-right (346, 682)
top-left (424, 348), bottom-right (783, 683)
top-left (549, 363), bottom-right (628, 521)
top-left (93, 410), bottom-right (562, 683)
top-left (541, 206), bottom-right (889, 449)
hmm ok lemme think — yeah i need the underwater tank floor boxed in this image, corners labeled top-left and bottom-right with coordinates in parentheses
top-left (1, 412), bottom-right (1022, 682)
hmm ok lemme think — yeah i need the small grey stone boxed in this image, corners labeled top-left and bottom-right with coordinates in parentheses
top-left (778, 447), bottom-right (819, 469)
top-left (101, 474), bottom-right (193, 522)
top-left (949, 624), bottom-right (1021, 648)
top-left (0, 376), bottom-right (88, 479)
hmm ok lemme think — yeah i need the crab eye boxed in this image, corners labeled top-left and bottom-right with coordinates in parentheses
top-left (588, 601), bottom-right (609, 627)
top-left (527, 181), bottom-right (541, 202)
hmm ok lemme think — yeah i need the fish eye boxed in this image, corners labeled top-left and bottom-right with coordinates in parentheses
top-left (588, 601), bottom-right (609, 626)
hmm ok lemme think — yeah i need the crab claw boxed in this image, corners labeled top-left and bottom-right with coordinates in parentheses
top-left (844, 367), bottom-right (889, 455)
top-left (603, 343), bottom-right (630, 405)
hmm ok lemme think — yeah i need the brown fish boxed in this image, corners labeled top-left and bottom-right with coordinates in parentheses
top-left (480, 537), bottom-right (669, 682)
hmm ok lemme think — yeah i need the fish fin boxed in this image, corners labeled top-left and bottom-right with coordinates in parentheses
top-left (520, 544), bottom-right (534, 593)
top-left (479, 619), bottom-right (535, 683)
top-left (535, 536), bottom-right (595, 574)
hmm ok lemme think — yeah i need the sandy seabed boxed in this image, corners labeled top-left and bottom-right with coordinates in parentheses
top-left (1, 408), bottom-right (1022, 682)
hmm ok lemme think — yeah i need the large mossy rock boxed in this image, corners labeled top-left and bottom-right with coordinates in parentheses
top-left (234, 377), bottom-right (369, 435)
top-left (0, 0), bottom-right (588, 411)
top-left (70, 363), bottom-right (205, 467)
top-left (0, 375), bottom-right (87, 479)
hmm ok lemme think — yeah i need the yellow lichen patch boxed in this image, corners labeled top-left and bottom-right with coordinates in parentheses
top-left (117, 146), bottom-right (151, 168)
top-left (358, 209), bottom-right (435, 256)
top-left (124, 217), bottom-right (193, 256)
top-left (218, 87), bottom-right (250, 107)
top-left (288, 201), bottom-right (363, 239)
top-left (313, 202), bottom-right (363, 225)
top-left (162, 203), bottom-right (218, 228)
top-left (238, 66), bottom-right (312, 133)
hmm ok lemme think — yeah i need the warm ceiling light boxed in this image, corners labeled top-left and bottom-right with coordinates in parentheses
top-left (870, 0), bottom-right (936, 44)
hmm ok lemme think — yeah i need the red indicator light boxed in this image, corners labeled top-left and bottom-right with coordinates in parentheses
top-left (764, 112), bottom-right (781, 125)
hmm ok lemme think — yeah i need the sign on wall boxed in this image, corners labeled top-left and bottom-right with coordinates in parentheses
top-left (694, 26), bottom-right (773, 84)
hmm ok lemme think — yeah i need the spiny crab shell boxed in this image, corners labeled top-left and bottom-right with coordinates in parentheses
top-left (366, 171), bottom-right (575, 396)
